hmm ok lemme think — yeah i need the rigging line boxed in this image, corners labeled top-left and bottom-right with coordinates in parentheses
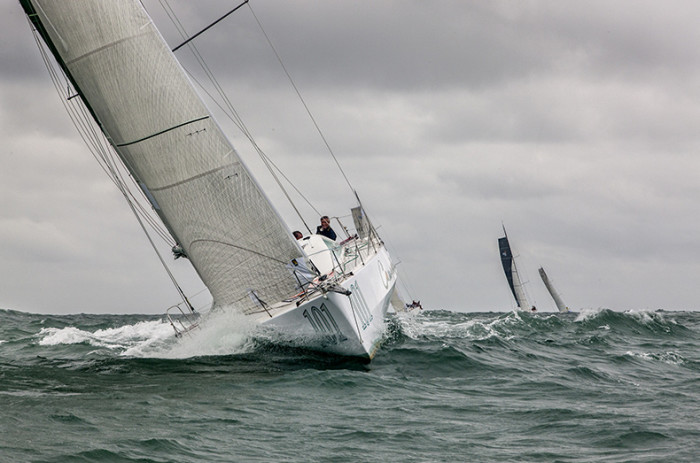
top-left (101, 131), bottom-right (175, 243)
top-left (252, 138), bottom-right (314, 234)
top-left (247, 3), bottom-right (355, 194)
top-left (181, 67), bottom-right (321, 218)
top-left (157, 1), bottom-right (247, 136)
top-left (158, 0), bottom-right (316, 231)
top-left (34, 29), bottom-right (174, 246)
top-left (183, 75), bottom-right (312, 234)
top-left (90, 129), bottom-right (190, 306)
top-left (91, 123), bottom-right (172, 243)
top-left (182, 70), bottom-right (245, 132)
top-left (34, 30), bottom-right (175, 250)
top-left (189, 238), bottom-right (291, 265)
top-left (231, 129), bottom-right (317, 236)
top-left (36, 35), bottom-right (121, 186)
top-left (170, 286), bottom-right (212, 314)
top-left (171, 0), bottom-right (250, 53)
top-left (122, 180), bottom-right (196, 313)
top-left (261, 151), bottom-right (321, 218)
top-left (104, 143), bottom-right (175, 244)
top-left (40, 60), bottom-right (191, 311)
top-left (28, 17), bottom-right (192, 311)
top-left (102, 150), bottom-right (171, 242)
top-left (64, 76), bottom-right (173, 245)
top-left (181, 53), bottom-right (314, 232)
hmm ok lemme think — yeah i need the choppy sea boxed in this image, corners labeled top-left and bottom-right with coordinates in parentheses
top-left (0, 307), bottom-right (698, 463)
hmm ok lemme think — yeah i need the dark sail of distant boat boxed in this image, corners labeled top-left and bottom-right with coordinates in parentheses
top-left (498, 226), bottom-right (532, 311)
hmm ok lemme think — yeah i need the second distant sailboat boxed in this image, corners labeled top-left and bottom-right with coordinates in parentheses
top-left (538, 267), bottom-right (569, 313)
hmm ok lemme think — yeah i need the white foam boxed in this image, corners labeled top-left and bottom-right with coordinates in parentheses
top-left (625, 350), bottom-right (685, 366)
top-left (35, 311), bottom-right (258, 359)
top-left (38, 320), bottom-right (173, 350)
top-left (394, 312), bottom-right (503, 342)
top-left (123, 308), bottom-right (258, 359)
top-left (574, 307), bottom-right (606, 322)
top-left (624, 309), bottom-right (668, 327)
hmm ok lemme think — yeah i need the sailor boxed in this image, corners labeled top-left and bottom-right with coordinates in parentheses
top-left (316, 215), bottom-right (337, 241)
top-left (293, 230), bottom-right (303, 240)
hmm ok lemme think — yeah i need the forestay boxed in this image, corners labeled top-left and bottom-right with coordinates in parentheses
top-left (22, 0), bottom-right (303, 313)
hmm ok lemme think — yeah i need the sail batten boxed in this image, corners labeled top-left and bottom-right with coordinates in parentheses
top-left (115, 115), bottom-right (210, 147)
top-left (64, 28), bottom-right (152, 67)
top-left (149, 163), bottom-right (238, 192)
top-left (22, 0), bottom-right (303, 313)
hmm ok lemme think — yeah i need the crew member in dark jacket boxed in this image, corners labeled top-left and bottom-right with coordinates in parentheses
top-left (316, 215), bottom-right (337, 241)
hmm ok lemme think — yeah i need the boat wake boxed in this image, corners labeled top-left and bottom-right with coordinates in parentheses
top-left (36, 309), bottom-right (260, 359)
top-left (33, 308), bottom-right (368, 361)
top-left (38, 320), bottom-right (173, 352)
top-left (29, 307), bottom-right (694, 373)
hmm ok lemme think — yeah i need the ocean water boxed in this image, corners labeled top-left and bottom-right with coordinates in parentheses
top-left (0, 308), bottom-right (698, 463)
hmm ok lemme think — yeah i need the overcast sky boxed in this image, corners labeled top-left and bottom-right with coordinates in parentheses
top-left (2, 0), bottom-right (700, 314)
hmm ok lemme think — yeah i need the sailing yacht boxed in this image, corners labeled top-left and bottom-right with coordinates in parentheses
top-left (538, 267), bottom-right (569, 313)
top-left (498, 226), bottom-right (534, 311)
top-left (19, 0), bottom-right (397, 359)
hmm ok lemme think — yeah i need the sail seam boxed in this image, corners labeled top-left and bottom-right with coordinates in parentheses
top-left (65, 29), bottom-right (153, 67)
top-left (116, 116), bottom-right (210, 147)
top-left (149, 162), bottom-right (239, 192)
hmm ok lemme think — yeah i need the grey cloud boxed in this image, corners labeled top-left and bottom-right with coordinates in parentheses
top-left (3, 1), bottom-right (700, 313)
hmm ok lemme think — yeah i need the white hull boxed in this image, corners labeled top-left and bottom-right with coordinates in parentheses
top-left (259, 245), bottom-right (396, 359)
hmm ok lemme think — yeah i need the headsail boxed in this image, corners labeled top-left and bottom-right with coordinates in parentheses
top-left (498, 228), bottom-right (531, 310)
top-left (538, 267), bottom-right (569, 313)
top-left (20, 0), bottom-right (303, 313)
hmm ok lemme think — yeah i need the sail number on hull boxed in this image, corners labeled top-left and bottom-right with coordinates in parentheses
top-left (303, 303), bottom-right (347, 344)
top-left (301, 279), bottom-right (375, 344)
top-left (349, 282), bottom-right (373, 330)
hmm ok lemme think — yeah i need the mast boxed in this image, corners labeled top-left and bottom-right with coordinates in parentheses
top-left (20, 0), bottom-right (304, 314)
top-left (538, 267), bottom-right (569, 313)
top-left (498, 226), bottom-right (531, 310)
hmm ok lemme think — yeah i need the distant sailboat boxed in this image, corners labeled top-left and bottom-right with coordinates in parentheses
top-left (498, 226), bottom-right (534, 311)
top-left (538, 267), bottom-right (569, 313)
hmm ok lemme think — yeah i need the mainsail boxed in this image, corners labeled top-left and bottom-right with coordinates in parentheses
top-left (20, 0), bottom-right (303, 313)
top-left (498, 229), bottom-right (531, 310)
top-left (538, 267), bottom-right (569, 313)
